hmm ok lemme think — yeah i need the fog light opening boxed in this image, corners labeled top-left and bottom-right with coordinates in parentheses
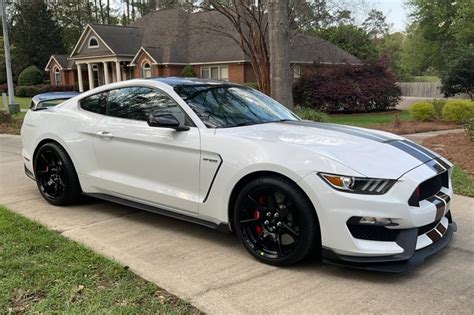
top-left (359, 217), bottom-right (395, 226)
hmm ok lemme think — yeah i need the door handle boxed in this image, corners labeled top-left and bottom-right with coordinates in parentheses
top-left (96, 131), bottom-right (114, 139)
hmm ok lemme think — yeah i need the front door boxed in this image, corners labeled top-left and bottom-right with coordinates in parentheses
top-left (92, 86), bottom-right (201, 213)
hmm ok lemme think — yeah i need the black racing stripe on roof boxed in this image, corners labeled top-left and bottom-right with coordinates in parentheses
top-left (282, 120), bottom-right (389, 142)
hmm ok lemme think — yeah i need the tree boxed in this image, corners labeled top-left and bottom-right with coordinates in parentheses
top-left (18, 65), bottom-right (44, 86)
top-left (441, 47), bottom-right (474, 99)
top-left (268, 0), bottom-right (293, 107)
top-left (10, 0), bottom-right (64, 77)
top-left (316, 24), bottom-right (378, 61)
top-left (362, 9), bottom-right (390, 39)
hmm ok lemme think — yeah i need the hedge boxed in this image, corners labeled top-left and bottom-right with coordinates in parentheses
top-left (409, 101), bottom-right (436, 121)
top-left (15, 84), bottom-right (76, 98)
top-left (293, 62), bottom-right (401, 113)
top-left (442, 100), bottom-right (474, 123)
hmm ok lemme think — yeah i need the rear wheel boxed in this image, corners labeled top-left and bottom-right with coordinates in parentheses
top-left (233, 176), bottom-right (320, 266)
top-left (34, 142), bottom-right (81, 206)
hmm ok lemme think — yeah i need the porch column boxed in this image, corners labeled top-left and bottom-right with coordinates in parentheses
top-left (103, 61), bottom-right (110, 84)
top-left (115, 61), bottom-right (122, 82)
top-left (111, 64), bottom-right (117, 82)
top-left (77, 64), bottom-right (84, 92)
top-left (87, 63), bottom-right (95, 89)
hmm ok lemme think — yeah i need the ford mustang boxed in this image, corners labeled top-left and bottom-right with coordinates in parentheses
top-left (21, 78), bottom-right (456, 272)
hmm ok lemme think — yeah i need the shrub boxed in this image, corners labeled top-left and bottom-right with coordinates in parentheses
top-left (442, 100), bottom-right (474, 123)
top-left (465, 118), bottom-right (474, 141)
top-left (0, 82), bottom-right (17, 94)
top-left (0, 111), bottom-right (12, 123)
top-left (409, 101), bottom-right (435, 121)
top-left (15, 86), bottom-right (41, 97)
top-left (293, 61), bottom-right (401, 113)
top-left (244, 82), bottom-right (259, 90)
top-left (294, 107), bottom-right (329, 122)
top-left (441, 48), bottom-right (474, 99)
top-left (15, 84), bottom-right (76, 97)
top-left (18, 66), bottom-right (44, 86)
top-left (180, 65), bottom-right (196, 77)
top-left (431, 99), bottom-right (446, 119)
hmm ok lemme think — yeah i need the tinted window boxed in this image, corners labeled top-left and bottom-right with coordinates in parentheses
top-left (175, 85), bottom-right (297, 128)
top-left (80, 92), bottom-right (107, 114)
top-left (107, 87), bottom-right (188, 125)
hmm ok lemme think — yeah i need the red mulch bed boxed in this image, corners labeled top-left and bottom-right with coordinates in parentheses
top-left (371, 121), bottom-right (460, 135)
top-left (422, 133), bottom-right (474, 176)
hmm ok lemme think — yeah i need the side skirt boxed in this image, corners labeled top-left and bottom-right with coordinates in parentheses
top-left (84, 193), bottom-right (231, 233)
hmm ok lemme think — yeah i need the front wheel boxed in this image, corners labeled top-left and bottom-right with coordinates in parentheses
top-left (33, 142), bottom-right (81, 206)
top-left (233, 176), bottom-right (320, 266)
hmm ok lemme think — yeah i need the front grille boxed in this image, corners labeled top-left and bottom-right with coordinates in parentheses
top-left (347, 223), bottom-right (400, 242)
top-left (408, 171), bottom-right (449, 206)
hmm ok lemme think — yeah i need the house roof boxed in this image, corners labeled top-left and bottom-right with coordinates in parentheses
top-left (45, 54), bottom-right (76, 71)
top-left (70, 8), bottom-right (360, 65)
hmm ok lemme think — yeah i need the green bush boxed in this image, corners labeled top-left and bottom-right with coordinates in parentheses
top-left (244, 82), bottom-right (259, 90)
top-left (18, 65), bottom-right (44, 86)
top-left (294, 107), bottom-right (329, 122)
top-left (442, 100), bottom-right (474, 123)
top-left (15, 85), bottom-right (41, 97)
top-left (431, 99), bottom-right (446, 119)
top-left (409, 101), bottom-right (435, 121)
top-left (180, 65), bottom-right (196, 77)
top-left (465, 118), bottom-right (474, 141)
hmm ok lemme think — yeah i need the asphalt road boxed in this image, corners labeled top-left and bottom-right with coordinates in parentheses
top-left (1, 134), bottom-right (473, 314)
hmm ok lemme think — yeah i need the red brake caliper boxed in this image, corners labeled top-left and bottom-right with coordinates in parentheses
top-left (254, 195), bottom-right (265, 234)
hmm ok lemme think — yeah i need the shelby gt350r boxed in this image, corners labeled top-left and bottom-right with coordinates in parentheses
top-left (21, 78), bottom-right (456, 272)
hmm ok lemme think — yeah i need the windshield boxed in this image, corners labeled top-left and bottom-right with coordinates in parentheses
top-left (174, 85), bottom-right (298, 128)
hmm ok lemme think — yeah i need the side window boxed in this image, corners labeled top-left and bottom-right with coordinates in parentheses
top-left (107, 87), bottom-right (190, 125)
top-left (80, 92), bottom-right (108, 115)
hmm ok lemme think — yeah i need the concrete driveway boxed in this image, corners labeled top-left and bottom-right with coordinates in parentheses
top-left (1, 134), bottom-right (473, 314)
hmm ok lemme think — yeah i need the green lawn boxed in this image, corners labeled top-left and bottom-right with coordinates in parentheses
top-left (328, 110), bottom-right (411, 127)
top-left (412, 76), bottom-right (441, 82)
top-left (452, 166), bottom-right (474, 197)
top-left (0, 97), bottom-right (32, 110)
top-left (0, 206), bottom-right (200, 314)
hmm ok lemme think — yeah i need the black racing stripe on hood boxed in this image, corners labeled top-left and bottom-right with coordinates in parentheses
top-left (282, 120), bottom-right (390, 142)
top-left (385, 140), bottom-right (432, 163)
top-left (401, 140), bottom-right (438, 159)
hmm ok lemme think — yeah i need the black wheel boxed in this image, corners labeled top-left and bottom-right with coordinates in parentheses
top-left (233, 176), bottom-right (320, 266)
top-left (33, 142), bottom-right (81, 206)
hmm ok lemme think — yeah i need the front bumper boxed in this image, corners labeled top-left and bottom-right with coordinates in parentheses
top-left (322, 216), bottom-right (457, 272)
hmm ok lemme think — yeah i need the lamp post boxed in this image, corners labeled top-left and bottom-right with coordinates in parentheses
top-left (1, 0), bottom-right (15, 107)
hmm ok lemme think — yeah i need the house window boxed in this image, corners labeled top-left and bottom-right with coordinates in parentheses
top-left (293, 65), bottom-right (301, 80)
top-left (88, 36), bottom-right (99, 49)
top-left (201, 65), bottom-right (229, 81)
top-left (54, 67), bottom-right (61, 85)
top-left (142, 62), bottom-right (152, 78)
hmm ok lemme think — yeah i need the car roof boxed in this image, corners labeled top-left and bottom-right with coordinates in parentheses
top-left (151, 77), bottom-right (241, 87)
top-left (32, 91), bottom-right (80, 103)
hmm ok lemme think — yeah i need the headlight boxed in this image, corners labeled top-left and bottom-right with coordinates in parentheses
top-left (318, 173), bottom-right (396, 195)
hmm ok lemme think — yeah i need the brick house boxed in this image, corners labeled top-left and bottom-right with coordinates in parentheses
top-left (45, 9), bottom-right (359, 92)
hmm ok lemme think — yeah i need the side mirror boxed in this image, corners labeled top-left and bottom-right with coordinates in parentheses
top-left (147, 113), bottom-right (190, 131)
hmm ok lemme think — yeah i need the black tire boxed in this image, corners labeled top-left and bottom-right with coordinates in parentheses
top-left (233, 175), bottom-right (320, 266)
top-left (33, 142), bottom-right (81, 206)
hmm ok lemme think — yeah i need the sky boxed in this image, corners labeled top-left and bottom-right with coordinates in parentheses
top-left (371, 0), bottom-right (410, 32)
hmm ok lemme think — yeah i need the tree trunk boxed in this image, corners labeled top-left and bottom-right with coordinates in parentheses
top-left (268, 0), bottom-right (293, 109)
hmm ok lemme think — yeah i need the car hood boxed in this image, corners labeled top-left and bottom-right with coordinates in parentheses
top-left (216, 121), bottom-right (441, 179)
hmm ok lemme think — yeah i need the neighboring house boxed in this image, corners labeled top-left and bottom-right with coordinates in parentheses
top-left (45, 9), bottom-right (360, 92)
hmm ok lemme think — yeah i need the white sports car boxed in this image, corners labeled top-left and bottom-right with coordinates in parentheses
top-left (21, 78), bottom-right (456, 272)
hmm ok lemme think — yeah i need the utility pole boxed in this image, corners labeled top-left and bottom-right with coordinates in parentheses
top-left (1, 0), bottom-right (15, 105)
top-left (268, 0), bottom-right (293, 109)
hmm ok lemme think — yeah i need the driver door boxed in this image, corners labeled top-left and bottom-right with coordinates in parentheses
top-left (92, 86), bottom-right (200, 214)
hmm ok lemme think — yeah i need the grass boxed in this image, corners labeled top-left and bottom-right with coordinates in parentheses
top-left (452, 166), bottom-right (474, 197)
top-left (412, 76), bottom-right (441, 82)
top-left (0, 97), bottom-right (31, 110)
top-left (0, 206), bottom-right (200, 314)
top-left (328, 110), bottom-right (411, 127)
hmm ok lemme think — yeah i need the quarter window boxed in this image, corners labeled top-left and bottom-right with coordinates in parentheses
top-left (80, 92), bottom-right (108, 115)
